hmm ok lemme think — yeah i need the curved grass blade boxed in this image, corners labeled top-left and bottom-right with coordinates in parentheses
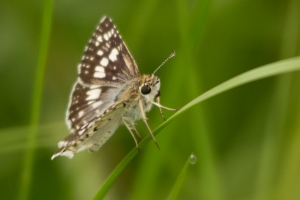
top-left (93, 56), bottom-right (300, 199)
top-left (167, 153), bottom-right (197, 200)
top-left (18, 0), bottom-right (54, 200)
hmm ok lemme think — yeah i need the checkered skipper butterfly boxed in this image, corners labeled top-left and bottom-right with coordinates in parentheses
top-left (52, 16), bottom-right (175, 159)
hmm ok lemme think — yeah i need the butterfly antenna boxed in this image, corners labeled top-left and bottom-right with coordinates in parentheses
top-left (153, 50), bottom-right (175, 74)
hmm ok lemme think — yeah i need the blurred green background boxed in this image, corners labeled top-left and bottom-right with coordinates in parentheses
top-left (1, 0), bottom-right (300, 199)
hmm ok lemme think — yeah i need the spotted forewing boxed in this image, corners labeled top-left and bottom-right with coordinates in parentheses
top-left (53, 17), bottom-right (142, 159)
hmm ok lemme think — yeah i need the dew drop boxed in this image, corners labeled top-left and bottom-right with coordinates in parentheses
top-left (189, 153), bottom-right (197, 164)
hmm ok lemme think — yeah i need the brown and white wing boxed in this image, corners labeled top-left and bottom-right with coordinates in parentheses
top-left (52, 16), bottom-right (140, 159)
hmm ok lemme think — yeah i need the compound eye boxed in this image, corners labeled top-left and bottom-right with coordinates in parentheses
top-left (141, 85), bottom-right (151, 95)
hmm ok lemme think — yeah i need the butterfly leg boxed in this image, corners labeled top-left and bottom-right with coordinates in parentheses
top-left (151, 100), bottom-right (177, 111)
top-left (131, 122), bottom-right (142, 139)
top-left (156, 96), bottom-right (166, 121)
top-left (122, 117), bottom-right (141, 153)
top-left (122, 117), bottom-right (142, 139)
top-left (139, 99), bottom-right (160, 150)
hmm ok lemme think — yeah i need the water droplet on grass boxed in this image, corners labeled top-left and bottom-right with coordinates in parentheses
top-left (189, 153), bottom-right (197, 164)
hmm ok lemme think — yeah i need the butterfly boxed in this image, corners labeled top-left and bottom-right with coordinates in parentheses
top-left (51, 16), bottom-right (175, 159)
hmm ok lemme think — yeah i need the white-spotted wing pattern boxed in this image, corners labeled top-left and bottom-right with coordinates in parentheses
top-left (52, 16), bottom-right (175, 159)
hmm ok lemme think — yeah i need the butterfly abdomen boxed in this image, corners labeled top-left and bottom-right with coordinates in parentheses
top-left (87, 117), bottom-right (122, 152)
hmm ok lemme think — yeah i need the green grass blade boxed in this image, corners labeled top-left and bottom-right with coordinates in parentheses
top-left (174, 56), bottom-right (300, 120)
top-left (127, 0), bottom-right (158, 50)
top-left (18, 0), bottom-right (54, 200)
top-left (93, 56), bottom-right (300, 199)
top-left (254, 0), bottom-right (300, 198)
top-left (167, 153), bottom-right (196, 200)
top-left (175, 0), bottom-right (220, 199)
top-left (191, 0), bottom-right (213, 51)
top-left (0, 122), bottom-right (65, 154)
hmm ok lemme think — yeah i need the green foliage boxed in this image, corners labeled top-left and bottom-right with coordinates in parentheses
top-left (1, 0), bottom-right (300, 200)
top-left (93, 56), bottom-right (300, 199)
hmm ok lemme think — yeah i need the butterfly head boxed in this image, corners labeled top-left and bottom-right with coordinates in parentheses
top-left (139, 74), bottom-right (160, 102)
top-left (137, 51), bottom-right (175, 105)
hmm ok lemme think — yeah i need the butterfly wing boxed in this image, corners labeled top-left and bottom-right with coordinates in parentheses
top-left (52, 16), bottom-right (140, 159)
top-left (78, 16), bottom-right (140, 85)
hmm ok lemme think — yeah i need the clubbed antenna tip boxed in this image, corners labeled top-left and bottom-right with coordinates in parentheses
top-left (153, 50), bottom-right (175, 74)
